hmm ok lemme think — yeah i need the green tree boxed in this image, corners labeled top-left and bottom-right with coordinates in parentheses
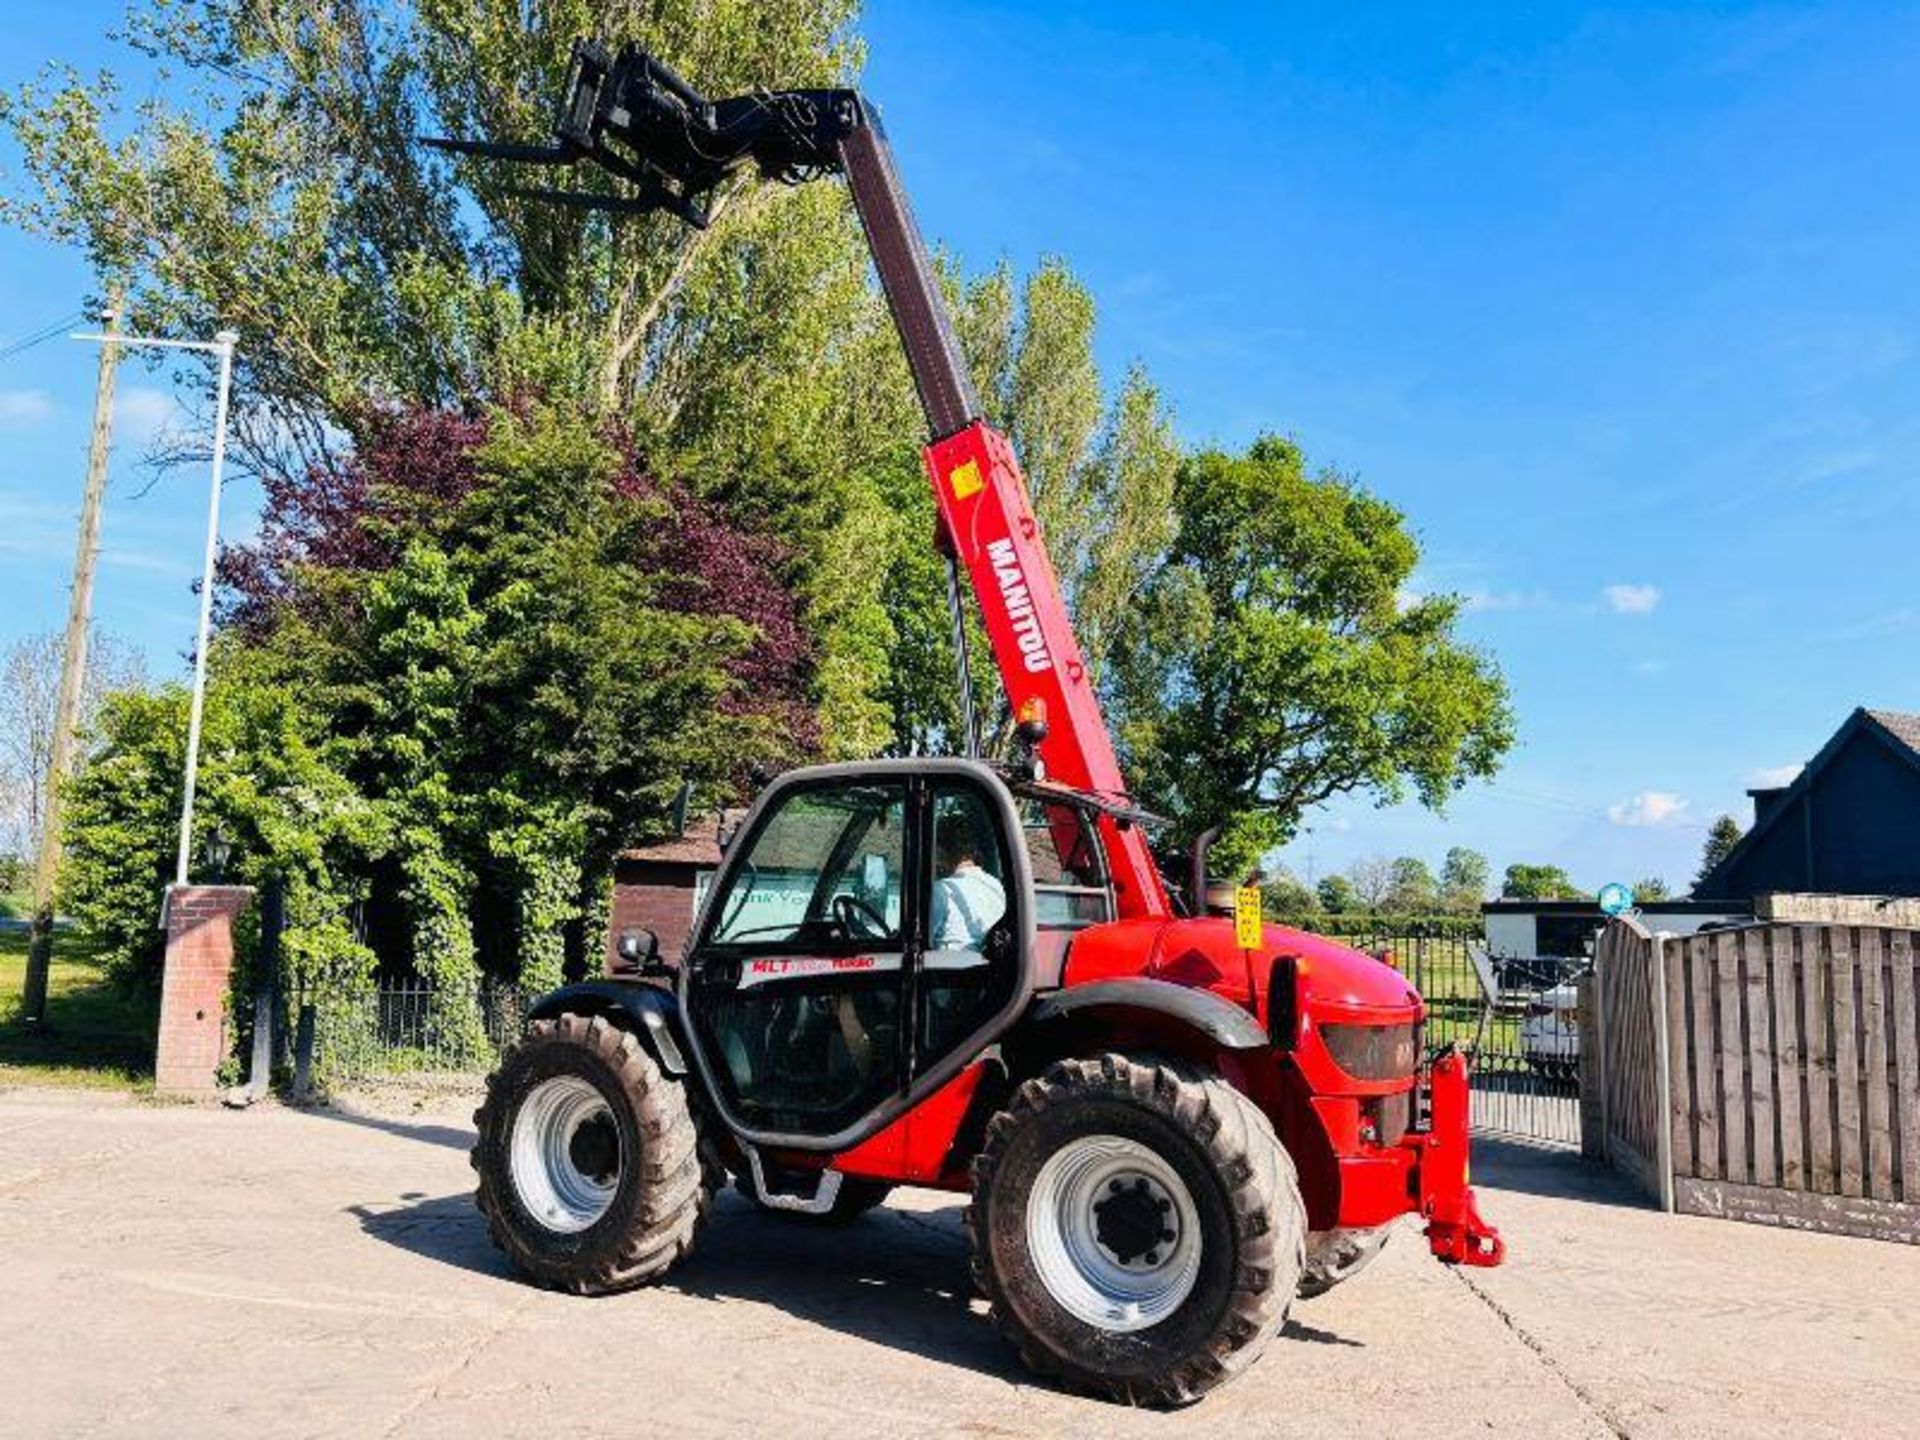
top-left (0, 5), bottom-right (1172, 765)
top-left (58, 667), bottom-right (384, 996)
top-left (0, 0), bottom-right (862, 465)
top-left (1108, 437), bottom-right (1514, 874)
top-left (62, 406), bottom-right (801, 1010)
top-left (1316, 874), bottom-right (1358, 915)
top-left (1440, 845), bottom-right (1490, 912)
top-left (879, 265), bottom-right (1178, 755)
top-left (1501, 863), bottom-right (1586, 900)
top-left (1695, 815), bottom-right (1743, 890)
top-left (1634, 876), bottom-right (1672, 902)
top-left (1346, 855), bottom-right (1394, 912)
top-left (1384, 856), bottom-right (1438, 914)
top-left (1260, 868), bottom-right (1317, 921)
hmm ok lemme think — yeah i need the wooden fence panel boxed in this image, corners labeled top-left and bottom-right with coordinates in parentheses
top-left (1861, 927), bottom-right (1892, 1200)
top-left (1667, 928), bottom-right (1694, 1179)
top-left (1769, 927), bottom-right (1804, 1192)
top-left (1716, 930), bottom-right (1749, 1184)
top-left (1639, 919), bottom-right (1920, 1242)
top-left (1688, 937), bottom-right (1721, 1180)
top-left (1893, 931), bottom-right (1919, 1202)
top-left (1746, 928), bottom-right (1777, 1188)
top-left (1803, 929), bottom-right (1836, 1195)
top-left (1831, 928), bottom-right (1863, 1198)
top-left (1595, 916), bottom-right (1663, 1202)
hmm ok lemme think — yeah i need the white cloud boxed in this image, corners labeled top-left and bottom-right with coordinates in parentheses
top-left (1746, 764), bottom-right (1801, 790)
top-left (0, 388), bottom-right (54, 428)
top-left (1608, 790), bottom-right (1691, 827)
top-left (113, 385), bottom-right (185, 445)
top-left (1603, 582), bottom-right (1661, 615)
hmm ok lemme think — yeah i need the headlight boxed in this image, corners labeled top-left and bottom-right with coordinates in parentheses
top-left (1319, 1022), bottom-right (1420, 1081)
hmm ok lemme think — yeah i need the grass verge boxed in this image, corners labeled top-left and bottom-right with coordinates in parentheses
top-left (0, 928), bottom-right (154, 1091)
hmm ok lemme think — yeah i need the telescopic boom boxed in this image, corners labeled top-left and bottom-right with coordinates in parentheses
top-left (429, 40), bottom-right (1170, 917)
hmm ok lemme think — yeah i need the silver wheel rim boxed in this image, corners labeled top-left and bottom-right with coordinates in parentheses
top-left (1025, 1135), bottom-right (1202, 1332)
top-left (509, 1076), bottom-right (621, 1234)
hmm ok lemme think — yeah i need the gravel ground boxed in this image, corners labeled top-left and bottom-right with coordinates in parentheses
top-left (1, 1082), bottom-right (1915, 1439)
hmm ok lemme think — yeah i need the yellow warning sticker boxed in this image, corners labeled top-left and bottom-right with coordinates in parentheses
top-left (1235, 885), bottom-right (1263, 949)
top-left (948, 458), bottom-right (984, 500)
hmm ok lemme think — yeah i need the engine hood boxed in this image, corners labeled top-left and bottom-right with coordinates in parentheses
top-left (1095, 917), bottom-right (1422, 1024)
top-left (1263, 925), bottom-right (1423, 1020)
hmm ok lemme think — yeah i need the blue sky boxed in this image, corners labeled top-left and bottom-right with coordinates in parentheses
top-left (3, 3), bottom-right (1916, 894)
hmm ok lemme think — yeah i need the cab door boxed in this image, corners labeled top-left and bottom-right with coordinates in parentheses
top-left (682, 763), bottom-right (1035, 1152)
top-left (683, 778), bottom-right (913, 1141)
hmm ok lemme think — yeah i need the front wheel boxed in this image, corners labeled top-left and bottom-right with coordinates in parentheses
top-left (967, 1054), bottom-right (1305, 1406)
top-left (472, 1013), bottom-right (709, 1294)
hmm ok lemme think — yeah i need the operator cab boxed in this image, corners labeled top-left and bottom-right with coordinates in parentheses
top-left (676, 759), bottom-right (1123, 1150)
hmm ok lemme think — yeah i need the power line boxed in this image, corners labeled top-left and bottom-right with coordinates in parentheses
top-left (0, 310), bottom-right (87, 364)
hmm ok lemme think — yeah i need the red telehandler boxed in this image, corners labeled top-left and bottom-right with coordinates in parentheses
top-left (439, 40), bottom-right (1502, 1405)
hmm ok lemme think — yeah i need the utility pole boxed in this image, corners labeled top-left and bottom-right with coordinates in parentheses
top-left (21, 295), bottom-right (122, 1026)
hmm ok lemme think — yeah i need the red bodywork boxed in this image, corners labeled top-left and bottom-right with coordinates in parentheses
top-left (830, 420), bottom-right (1504, 1268)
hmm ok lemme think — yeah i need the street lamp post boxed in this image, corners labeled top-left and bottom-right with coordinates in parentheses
top-left (68, 327), bottom-right (240, 887)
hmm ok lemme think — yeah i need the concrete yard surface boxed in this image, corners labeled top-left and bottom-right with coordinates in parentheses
top-left (1, 1085), bottom-right (1914, 1439)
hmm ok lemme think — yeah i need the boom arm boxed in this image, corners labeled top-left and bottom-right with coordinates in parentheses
top-left (431, 40), bottom-right (1169, 917)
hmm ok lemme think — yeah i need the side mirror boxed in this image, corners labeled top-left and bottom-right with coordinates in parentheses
top-left (614, 928), bottom-right (665, 977)
top-left (862, 852), bottom-right (889, 898)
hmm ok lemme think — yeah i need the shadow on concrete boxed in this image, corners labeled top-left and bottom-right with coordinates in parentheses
top-left (352, 1185), bottom-right (1365, 1379)
top-left (1470, 1136), bottom-right (1655, 1209)
top-left (295, 1102), bottom-right (475, 1152)
top-left (668, 1194), bottom-right (1030, 1379)
top-left (1281, 1317), bottom-right (1363, 1347)
top-left (348, 1191), bottom-right (517, 1280)
top-left (353, 1186), bottom-right (1028, 1380)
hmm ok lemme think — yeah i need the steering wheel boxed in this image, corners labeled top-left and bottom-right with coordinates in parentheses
top-left (832, 893), bottom-right (890, 940)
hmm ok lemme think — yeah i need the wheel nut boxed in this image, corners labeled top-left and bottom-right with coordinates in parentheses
top-left (1160, 1228), bottom-right (1174, 1243)
top-left (1109, 1179), bottom-right (1124, 1194)
top-left (1144, 1250), bottom-right (1160, 1265)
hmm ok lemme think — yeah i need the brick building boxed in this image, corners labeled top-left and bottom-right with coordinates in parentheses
top-left (603, 811), bottom-right (740, 971)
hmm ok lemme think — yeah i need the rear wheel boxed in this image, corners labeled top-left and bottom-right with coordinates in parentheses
top-left (473, 1013), bottom-right (709, 1294)
top-left (967, 1054), bottom-right (1304, 1406)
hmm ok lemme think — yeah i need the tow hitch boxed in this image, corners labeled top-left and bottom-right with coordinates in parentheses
top-left (1416, 1048), bottom-right (1506, 1267)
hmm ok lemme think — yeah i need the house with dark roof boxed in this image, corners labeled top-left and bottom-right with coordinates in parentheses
top-left (1695, 708), bottom-right (1920, 904)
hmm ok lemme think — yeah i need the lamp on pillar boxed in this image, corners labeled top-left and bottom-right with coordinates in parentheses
top-left (203, 826), bottom-right (231, 884)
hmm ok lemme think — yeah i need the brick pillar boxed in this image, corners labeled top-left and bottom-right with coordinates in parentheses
top-left (155, 885), bottom-right (254, 1098)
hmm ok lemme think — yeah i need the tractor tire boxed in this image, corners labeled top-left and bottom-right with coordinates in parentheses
top-left (1298, 1225), bottom-right (1392, 1298)
top-left (473, 1012), bottom-right (709, 1295)
top-left (735, 1168), bottom-right (893, 1223)
top-left (967, 1054), bottom-right (1305, 1406)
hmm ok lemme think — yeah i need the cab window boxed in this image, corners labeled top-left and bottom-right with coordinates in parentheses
top-left (1019, 798), bottom-right (1112, 929)
top-left (920, 782), bottom-right (1018, 1065)
top-left (708, 783), bottom-right (904, 949)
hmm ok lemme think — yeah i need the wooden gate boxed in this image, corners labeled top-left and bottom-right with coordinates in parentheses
top-left (1593, 916), bottom-right (1920, 1242)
